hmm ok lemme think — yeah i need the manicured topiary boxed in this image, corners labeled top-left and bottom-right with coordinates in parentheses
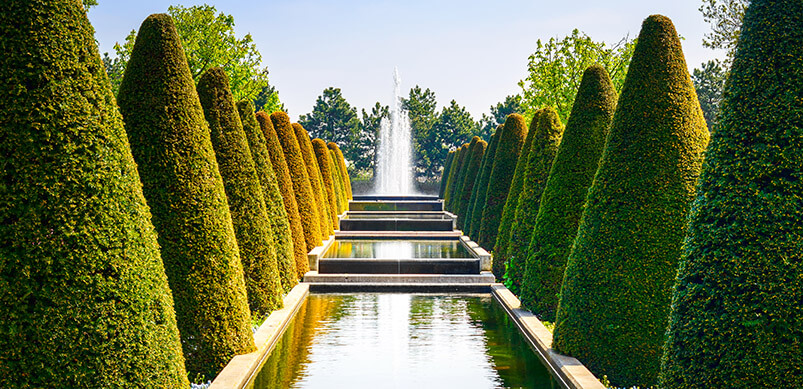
top-left (478, 115), bottom-right (529, 254)
top-left (551, 15), bottom-right (709, 387)
top-left (329, 142), bottom-right (352, 200)
top-left (467, 125), bottom-right (503, 238)
top-left (0, 3), bottom-right (188, 386)
top-left (312, 138), bottom-right (340, 230)
top-left (520, 65), bottom-right (616, 321)
top-left (452, 140), bottom-right (477, 213)
top-left (293, 123), bottom-right (332, 238)
top-left (117, 13), bottom-right (256, 378)
top-left (446, 144), bottom-right (469, 211)
top-left (492, 112), bottom-right (539, 279)
top-left (197, 67), bottom-right (283, 316)
top-left (456, 140), bottom-right (487, 229)
top-left (258, 112), bottom-right (308, 278)
top-left (237, 101), bottom-right (298, 292)
top-left (439, 150), bottom-right (455, 199)
top-left (329, 149), bottom-right (347, 213)
top-left (504, 107), bottom-right (564, 294)
top-left (442, 146), bottom-right (463, 209)
top-left (659, 1), bottom-right (803, 386)
top-left (271, 112), bottom-right (322, 253)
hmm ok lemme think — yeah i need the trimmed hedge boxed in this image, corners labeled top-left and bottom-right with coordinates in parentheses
top-left (456, 140), bottom-right (487, 229)
top-left (237, 101), bottom-right (297, 292)
top-left (443, 145), bottom-right (463, 209)
top-left (0, 2), bottom-right (188, 386)
top-left (452, 139), bottom-right (478, 213)
top-left (328, 142), bottom-right (352, 200)
top-left (258, 112), bottom-right (308, 278)
top-left (552, 15), bottom-right (709, 387)
top-left (493, 112), bottom-right (539, 279)
top-left (467, 125), bottom-right (503, 238)
top-left (520, 65), bottom-right (616, 321)
top-left (312, 138), bottom-right (340, 229)
top-left (439, 150), bottom-right (455, 199)
top-left (504, 107), bottom-right (564, 294)
top-left (329, 149), bottom-right (347, 213)
top-left (293, 123), bottom-right (333, 238)
top-left (446, 144), bottom-right (469, 211)
top-left (197, 67), bottom-right (283, 316)
top-left (659, 1), bottom-right (803, 386)
top-left (478, 115), bottom-right (529, 253)
top-left (271, 112), bottom-right (322, 254)
top-left (117, 13), bottom-right (256, 378)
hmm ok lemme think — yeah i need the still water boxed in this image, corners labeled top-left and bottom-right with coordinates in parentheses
top-left (246, 294), bottom-right (558, 389)
top-left (324, 240), bottom-right (474, 259)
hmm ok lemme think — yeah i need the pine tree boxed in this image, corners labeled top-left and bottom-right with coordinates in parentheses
top-left (456, 140), bottom-right (487, 229)
top-left (552, 15), bottom-right (709, 387)
top-left (467, 125), bottom-right (503, 238)
top-left (293, 123), bottom-right (333, 238)
top-left (117, 13), bottom-right (256, 378)
top-left (660, 1), bottom-right (803, 386)
top-left (0, 2), bottom-right (187, 386)
top-left (312, 138), bottom-right (340, 230)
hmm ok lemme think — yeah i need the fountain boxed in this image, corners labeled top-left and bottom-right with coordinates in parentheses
top-left (375, 68), bottom-right (415, 195)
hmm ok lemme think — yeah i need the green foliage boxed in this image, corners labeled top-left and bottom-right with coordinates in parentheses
top-left (430, 100), bottom-right (480, 180)
top-left (82, 0), bottom-right (97, 9)
top-left (271, 112), bottom-right (322, 255)
top-left (439, 151), bottom-right (455, 199)
top-left (692, 59), bottom-right (727, 129)
top-left (299, 88), bottom-right (367, 174)
top-left (0, 2), bottom-right (187, 386)
top-left (467, 125), bottom-right (503, 238)
top-left (493, 112), bottom-right (540, 279)
top-left (312, 139), bottom-right (340, 229)
top-left (478, 114), bottom-right (529, 251)
top-left (293, 123), bottom-right (333, 238)
top-left (360, 102), bottom-right (389, 174)
top-left (660, 1), bottom-right (803, 386)
top-left (237, 101), bottom-right (297, 292)
top-left (107, 4), bottom-right (272, 101)
top-left (552, 15), bottom-right (709, 387)
top-left (403, 86), bottom-right (441, 179)
top-left (699, 0), bottom-right (748, 62)
top-left (329, 149), bottom-right (347, 212)
top-left (257, 112), bottom-right (306, 280)
top-left (453, 137), bottom-right (480, 216)
top-left (520, 65), bottom-right (616, 321)
top-left (117, 13), bottom-right (256, 378)
top-left (445, 144), bottom-right (469, 211)
top-left (329, 142), bottom-right (353, 199)
top-left (198, 67), bottom-right (283, 316)
top-left (479, 95), bottom-right (522, 141)
top-left (253, 83), bottom-right (285, 114)
top-left (456, 140), bottom-right (487, 229)
top-left (519, 29), bottom-right (635, 124)
top-left (504, 107), bottom-right (565, 294)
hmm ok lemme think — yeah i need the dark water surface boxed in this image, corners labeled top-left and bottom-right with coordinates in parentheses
top-left (324, 240), bottom-right (473, 259)
top-left (247, 294), bottom-right (558, 389)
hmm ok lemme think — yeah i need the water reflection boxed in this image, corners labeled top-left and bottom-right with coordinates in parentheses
top-left (247, 294), bottom-right (557, 389)
top-left (324, 240), bottom-right (473, 259)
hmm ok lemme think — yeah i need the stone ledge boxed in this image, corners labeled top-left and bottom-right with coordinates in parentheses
top-left (304, 271), bottom-right (495, 284)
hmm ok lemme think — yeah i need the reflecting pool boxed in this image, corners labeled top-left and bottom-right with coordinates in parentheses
top-left (323, 240), bottom-right (473, 259)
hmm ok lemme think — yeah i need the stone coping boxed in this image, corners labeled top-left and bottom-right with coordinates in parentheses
top-left (491, 284), bottom-right (605, 389)
top-left (209, 283), bottom-right (310, 389)
top-left (307, 234), bottom-right (336, 271)
top-left (334, 230), bottom-right (462, 238)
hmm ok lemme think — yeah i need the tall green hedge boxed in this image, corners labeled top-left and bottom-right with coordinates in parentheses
top-left (467, 125), bottom-right (503, 238)
top-left (117, 13), bottom-right (256, 378)
top-left (446, 144), bottom-right (470, 211)
top-left (660, 1), bottom-right (803, 386)
top-left (328, 142), bottom-right (352, 200)
top-left (197, 67), bottom-right (283, 316)
top-left (237, 101), bottom-right (297, 292)
top-left (271, 112), bottom-right (322, 254)
top-left (504, 107), bottom-right (564, 293)
top-left (456, 140), bottom-right (487, 230)
top-left (439, 150), bottom-right (455, 199)
top-left (329, 149), bottom-right (347, 213)
top-left (479, 115), bottom-right (529, 254)
top-left (552, 15), bottom-right (709, 387)
top-left (312, 138), bottom-right (340, 230)
top-left (258, 112), bottom-right (307, 278)
top-left (443, 145), bottom-right (464, 209)
top-left (492, 113), bottom-right (539, 279)
top-left (452, 138), bottom-right (479, 214)
top-left (293, 123), bottom-right (333, 238)
top-left (0, 2), bottom-right (188, 386)
top-left (520, 65), bottom-right (616, 321)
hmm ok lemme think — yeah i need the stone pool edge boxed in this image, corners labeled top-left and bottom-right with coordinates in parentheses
top-left (491, 284), bottom-right (605, 389)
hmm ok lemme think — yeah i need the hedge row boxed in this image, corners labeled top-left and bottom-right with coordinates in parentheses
top-left (466, 125), bottom-right (503, 238)
top-left (294, 123), bottom-right (333, 238)
top-left (455, 140), bottom-right (487, 230)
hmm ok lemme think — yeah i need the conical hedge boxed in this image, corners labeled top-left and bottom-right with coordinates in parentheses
top-left (478, 114), bottom-right (529, 253)
top-left (450, 142), bottom-right (474, 212)
top-left (504, 107), bottom-right (564, 293)
top-left (329, 142), bottom-right (352, 200)
top-left (446, 144), bottom-right (469, 211)
top-left (0, 3), bottom-right (187, 386)
top-left (552, 15), bottom-right (709, 387)
top-left (442, 146), bottom-right (461, 208)
top-left (456, 140), bottom-right (487, 230)
top-left (237, 101), bottom-right (297, 292)
top-left (660, 1), bottom-right (803, 386)
top-left (492, 113), bottom-right (539, 279)
top-left (117, 14), bottom-right (255, 378)
top-left (293, 123), bottom-right (333, 238)
top-left (197, 67), bottom-right (283, 316)
top-left (455, 137), bottom-right (481, 217)
top-left (271, 112), bottom-right (322, 254)
top-left (439, 150), bottom-right (456, 199)
top-left (520, 65), bottom-right (616, 321)
top-left (329, 149), bottom-right (347, 214)
top-left (467, 125), bottom-right (503, 238)
top-left (258, 112), bottom-right (307, 278)
top-left (312, 138), bottom-right (340, 230)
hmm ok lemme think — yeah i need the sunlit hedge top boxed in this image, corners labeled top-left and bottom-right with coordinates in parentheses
top-left (467, 125), bottom-right (504, 238)
top-left (118, 13), bottom-right (255, 378)
top-left (293, 123), bottom-right (333, 238)
top-left (660, 0), bottom-right (803, 386)
top-left (0, 2), bottom-right (187, 386)
top-left (552, 15), bottom-right (709, 387)
top-left (312, 138), bottom-right (340, 228)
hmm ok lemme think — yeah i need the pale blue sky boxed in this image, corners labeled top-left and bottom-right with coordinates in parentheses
top-left (89, 0), bottom-right (724, 121)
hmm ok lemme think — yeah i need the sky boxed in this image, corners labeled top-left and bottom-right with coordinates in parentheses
top-left (89, 0), bottom-right (725, 121)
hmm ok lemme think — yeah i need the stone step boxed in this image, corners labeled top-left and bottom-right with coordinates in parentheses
top-left (339, 218), bottom-right (454, 231)
top-left (304, 271), bottom-right (496, 284)
top-left (308, 283), bottom-right (492, 293)
top-left (335, 231), bottom-right (463, 238)
top-left (318, 258), bottom-right (481, 274)
top-left (348, 200), bottom-right (443, 212)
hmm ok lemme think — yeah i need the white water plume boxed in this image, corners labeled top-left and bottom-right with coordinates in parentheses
top-left (375, 67), bottom-right (415, 195)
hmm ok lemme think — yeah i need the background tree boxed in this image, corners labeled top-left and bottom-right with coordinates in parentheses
top-left (82, 0), bottom-right (97, 9)
top-left (428, 100), bottom-right (479, 179)
top-left (700, 0), bottom-right (749, 62)
top-left (518, 29), bottom-right (635, 124)
top-left (402, 86), bottom-right (440, 179)
top-left (360, 102), bottom-right (389, 174)
top-left (298, 87), bottom-right (365, 174)
top-left (254, 83), bottom-right (285, 114)
top-left (692, 59), bottom-right (727, 129)
top-left (479, 95), bottom-right (522, 141)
